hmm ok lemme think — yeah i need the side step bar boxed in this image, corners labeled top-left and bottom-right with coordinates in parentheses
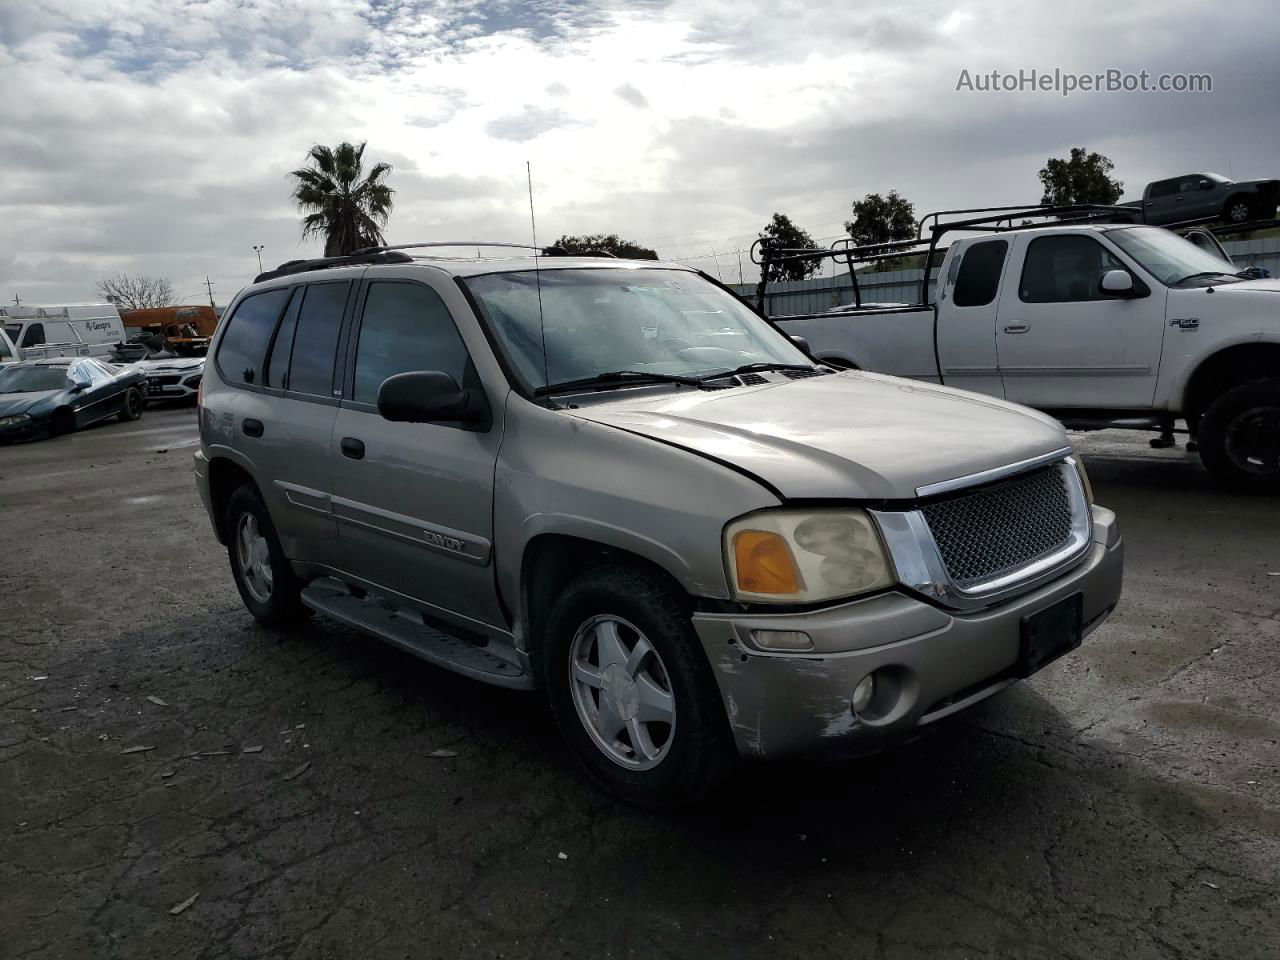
top-left (300, 578), bottom-right (534, 690)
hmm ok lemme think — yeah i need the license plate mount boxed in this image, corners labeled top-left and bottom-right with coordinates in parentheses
top-left (1018, 593), bottom-right (1083, 677)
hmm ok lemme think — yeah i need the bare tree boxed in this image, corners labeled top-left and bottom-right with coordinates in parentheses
top-left (96, 274), bottom-right (175, 311)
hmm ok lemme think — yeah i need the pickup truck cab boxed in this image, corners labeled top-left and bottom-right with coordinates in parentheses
top-left (194, 247), bottom-right (1123, 807)
top-left (779, 223), bottom-right (1280, 491)
top-left (1124, 172), bottom-right (1279, 226)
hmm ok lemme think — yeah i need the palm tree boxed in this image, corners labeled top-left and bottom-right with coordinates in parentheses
top-left (288, 142), bottom-right (395, 257)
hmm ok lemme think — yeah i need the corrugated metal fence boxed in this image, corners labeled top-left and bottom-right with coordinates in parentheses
top-left (730, 236), bottom-right (1280, 317)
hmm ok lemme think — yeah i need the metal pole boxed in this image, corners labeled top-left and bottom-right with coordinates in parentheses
top-left (252, 245), bottom-right (264, 272)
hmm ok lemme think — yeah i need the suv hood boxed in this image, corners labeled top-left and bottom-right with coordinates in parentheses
top-left (565, 371), bottom-right (1069, 500)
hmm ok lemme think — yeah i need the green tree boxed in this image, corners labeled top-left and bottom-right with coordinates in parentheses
top-left (758, 213), bottom-right (821, 282)
top-left (288, 141), bottom-right (395, 257)
top-left (553, 233), bottom-right (659, 259)
top-left (1038, 148), bottom-right (1124, 207)
top-left (843, 190), bottom-right (917, 248)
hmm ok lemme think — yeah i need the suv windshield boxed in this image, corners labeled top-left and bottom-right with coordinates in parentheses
top-left (0, 365), bottom-right (71, 393)
top-left (1108, 226), bottom-right (1240, 285)
top-left (464, 268), bottom-right (810, 390)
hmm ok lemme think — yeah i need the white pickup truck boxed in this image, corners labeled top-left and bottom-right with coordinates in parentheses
top-left (775, 223), bottom-right (1280, 492)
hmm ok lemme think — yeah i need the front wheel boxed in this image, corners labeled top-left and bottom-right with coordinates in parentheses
top-left (544, 565), bottom-right (735, 809)
top-left (117, 387), bottom-right (144, 422)
top-left (1198, 379), bottom-right (1280, 493)
top-left (225, 485), bottom-right (309, 627)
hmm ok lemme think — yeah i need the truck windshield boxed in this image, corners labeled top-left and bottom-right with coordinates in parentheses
top-left (0, 366), bottom-right (71, 393)
top-left (464, 268), bottom-right (810, 391)
top-left (1108, 227), bottom-right (1240, 285)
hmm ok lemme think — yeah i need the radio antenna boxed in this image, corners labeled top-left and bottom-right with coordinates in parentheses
top-left (527, 161), bottom-right (549, 389)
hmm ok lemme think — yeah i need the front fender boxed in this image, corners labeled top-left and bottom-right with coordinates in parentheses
top-left (1164, 331), bottom-right (1273, 411)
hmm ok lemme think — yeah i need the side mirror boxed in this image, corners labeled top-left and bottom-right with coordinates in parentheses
top-left (1100, 270), bottom-right (1135, 297)
top-left (1200, 179), bottom-right (1213, 190)
top-left (789, 334), bottom-right (812, 354)
top-left (377, 370), bottom-right (488, 427)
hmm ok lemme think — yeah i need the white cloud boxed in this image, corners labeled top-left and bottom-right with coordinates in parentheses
top-left (0, 0), bottom-right (1276, 302)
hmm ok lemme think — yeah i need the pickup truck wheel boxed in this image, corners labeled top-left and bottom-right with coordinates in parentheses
top-left (1198, 380), bottom-right (1280, 493)
top-left (117, 387), bottom-right (144, 422)
top-left (225, 485), bottom-right (309, 627)
top-left (544, 565), bottom-right (734, 809)
top-left (1224, 197), bottom-right (1253, 224)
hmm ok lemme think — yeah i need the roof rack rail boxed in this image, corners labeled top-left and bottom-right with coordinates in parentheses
top-left (254, 250), bottom-right (414, 283)
top-left (349, 241), bottom-right (566, 256)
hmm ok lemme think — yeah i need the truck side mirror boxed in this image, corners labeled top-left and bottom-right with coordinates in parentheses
top-left (789, 334), bottom-right (812, 354)
top-left (377, 370), bottom-right (489, 429)
top-left (1100, 270), bottom-right (1135, 297)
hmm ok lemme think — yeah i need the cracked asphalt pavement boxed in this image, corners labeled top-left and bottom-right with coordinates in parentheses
top-left (2, 405), bottom-right (1277, 959)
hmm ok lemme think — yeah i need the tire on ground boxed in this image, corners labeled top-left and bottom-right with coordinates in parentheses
top-left (118, 387), bottom-right (144, 422)
top-left (543, 564), bottom-right (735, 809)
top-left (224, 484), bottom-right (310, 627)
top-left (1197, 378), bottom-right (1280, 493)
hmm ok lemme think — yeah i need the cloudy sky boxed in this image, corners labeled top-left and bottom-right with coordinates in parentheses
top-left (1, 0), bottom-right (1277, 305)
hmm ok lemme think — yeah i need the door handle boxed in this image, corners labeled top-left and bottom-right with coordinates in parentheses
top-left (1002, 322), bottom-right (1030, 334)
top-left (340, 437), bottom-right (365, 460)
top-left (1174, 196), bottom-right (1184, 202)
top-left (242, 418), bottom-right (264, 438)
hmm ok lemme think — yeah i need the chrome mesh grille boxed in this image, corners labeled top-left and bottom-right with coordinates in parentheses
top-left (921, 465), bottom-right (1074, 586)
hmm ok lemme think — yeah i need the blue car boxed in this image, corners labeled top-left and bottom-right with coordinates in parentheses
top-left (0, 357), bottom-right (147, 443)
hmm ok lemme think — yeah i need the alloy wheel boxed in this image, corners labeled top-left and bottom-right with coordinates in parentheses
top-left (235, 512), bottom-right (274, 603)
top-left (569, 615), bottom-right (676, 770)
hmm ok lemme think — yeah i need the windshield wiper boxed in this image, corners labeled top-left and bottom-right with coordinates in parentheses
top-left (534, 370), bottom-right (707, 396)
top-left (698, 362), bottom-right (817, 382)
top-left (1176, 271), bottom-right (1239, 284)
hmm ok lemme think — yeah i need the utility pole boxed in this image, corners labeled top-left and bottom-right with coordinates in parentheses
top-left (709, 248), bottom-right (724, 282)
top-left (11, 294), bottom-right (20, 307)
top-left (204, 276), bottom-right (216, 310)
top-left (735, 246), bottom-right (744, 285)
top-left (252, 245), bottom-right (265, 273)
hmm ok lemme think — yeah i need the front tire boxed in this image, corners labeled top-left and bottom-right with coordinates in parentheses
top-left (1198, 379), bottom-right (1280, 493)
top-left (117, 387), bottom-right (144, 422)
top-left (225, 485), bottom-right (309, 627)
top-left (544, 565), bottom-right (734, 809)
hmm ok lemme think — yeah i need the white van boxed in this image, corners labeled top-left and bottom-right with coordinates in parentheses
top-left (0, 303), bottom-right (126, 363)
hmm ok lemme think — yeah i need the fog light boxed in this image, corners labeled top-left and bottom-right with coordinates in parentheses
top-left (852, 673), bottom-right (876, 714)
top-left (751, 629), bottom-right (814, 651)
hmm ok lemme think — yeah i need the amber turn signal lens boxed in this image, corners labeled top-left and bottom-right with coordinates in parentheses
top-left (733, 530), bottom-right (803, 595)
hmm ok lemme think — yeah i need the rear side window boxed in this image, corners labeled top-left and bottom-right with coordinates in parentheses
top-left (287, 281), bottom-right (350, 397)
top-left (20, 324), bottom-right (44, 347)
top-left (264, 288), bottom-right (302, 389)
top-left (352, 281), bottom-right (470, 404)
top-left (952, 240), bottom-right (1008, 307)
top-left (1019, 235), bottom-right (1127, 303)
top-left (217, 289), bottom-right (289, 385)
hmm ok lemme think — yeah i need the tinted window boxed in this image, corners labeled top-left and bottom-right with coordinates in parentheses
top-left (264, 288), bottom-right (302, 389)
top-left (1019, 236), bottom-right (1127, 303)
top-left (20, 324), bottom-right (44, 347)
top-left (952, 240), bottom-right (1008, 307)
top-left (288, 282), bottom-right (349, 397)
top-left (1149, 179), bottom-right (1179, 199)
top-left (217, 289), bottom-right (289, 385)
top-left (353, 282), bottom-right (470, 403)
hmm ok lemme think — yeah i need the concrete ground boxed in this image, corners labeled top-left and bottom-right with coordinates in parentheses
top-left (2, 405), bottom-right (1277, 960)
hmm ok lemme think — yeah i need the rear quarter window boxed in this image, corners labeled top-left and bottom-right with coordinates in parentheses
top-left (952, 240), bottom-right (1008, 307)
top-left (216, 288), bottom-right (290, 386)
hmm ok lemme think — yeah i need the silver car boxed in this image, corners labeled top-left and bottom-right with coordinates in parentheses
top-left (193, 247), bottom-right (1123, 808)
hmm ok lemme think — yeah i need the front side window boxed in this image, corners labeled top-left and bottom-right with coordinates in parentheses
top-left (1149, 179), bottom-right (1179, 199)
top-left (1019, 235), bottom-right (1128, 303)
top-left (353, 282), bottom-right (470, 403)
top-left (217, 288), bottom-right (289, 386)
top-left (952, 240), bottom-right (1008, 307)
top-left (464, 268), bottom-right (809, 389)
top-left (287, 281), bottom-right (350, 397)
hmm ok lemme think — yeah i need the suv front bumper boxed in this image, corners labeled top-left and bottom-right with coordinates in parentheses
top-left (692, 506), bottom-right (1123, 759)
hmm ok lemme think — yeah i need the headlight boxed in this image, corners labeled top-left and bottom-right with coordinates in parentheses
top-left (725, 509), bottom-right (894, 604)
top-left (1070, 454), bottom-right (1094, 504)
top-left (0, 414), bottom-right (30, 428)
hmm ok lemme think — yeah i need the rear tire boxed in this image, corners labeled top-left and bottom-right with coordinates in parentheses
top-left (543, 565), bottom-right (735, 809)
top-left (225, 485), bottom-right (309, 627)
top-left (1198, 379), bottom-right (1280, 493)
top-left (1224, 197), bottom-right (1254, 225)
top-left (117, 387), bottom-right (144, 422)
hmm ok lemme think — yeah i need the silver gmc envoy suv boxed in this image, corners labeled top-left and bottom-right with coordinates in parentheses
top-left (194, 244), bottom-right (1124, 808)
